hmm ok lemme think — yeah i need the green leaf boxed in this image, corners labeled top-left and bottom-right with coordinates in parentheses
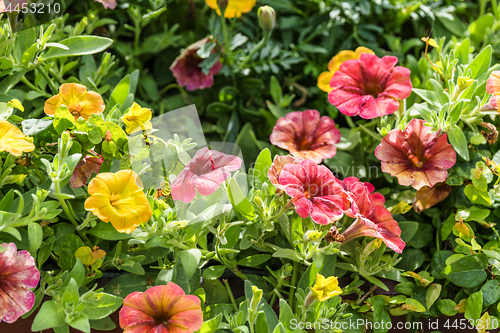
top-left (480, 279), bottom-right (500, 308)
top-left (67, 259), bottom-right (85, 287)
top-left (464, 184), bottom-right (491, 206)
top-left (278, 299), bottom-right (295, 333)
top-left (469, 14), bottom-right (495, 45)
top-left (178, 249), bottom-right (201, 279)
top-left (202, 265), bottom-right (226, 280)
top-left (109, 74), bottom-right (131, 110)
top-left (405, 298), bottom-right (426, 312)
top-left (69, 313), bottom-right (90, 333)
top-left (59, 234), bottom-right (85, 271)
top-left (436, 299), bottom-right (457, 316)
top-left (273, 248), bottom-right (302, 262)
top-left (270, 75), bottom-right (282, 105)
top-left (227, 178), bottom-right (255, 220)
top-left (297, 263), bottom-right (319, 291)
top-left (465, 291), bottom-right (483, 321)
top-left (466, 45), bottom-right (492, 79)
top-left (447, 126), bottom-right (469, 160)
top-left (237, 254), bottom-right (271, 267)
top-left (425, 283), bottom-right (442, 309)
top-left (198, 313), bottom-right (222, 333)
top-left (28, 222), bottom-right (43, 254)
top-left (53, 106), bottom-right (76, 134)
top-left (253, 148), bottom-right (272, 185)
top-left (22, 119), bottom-right (53, 136)
top-left (442, 254), bottom-right (488, 288)
top-left (82, 293), bottom-right (123, 320)
top-left (62, 278), bottom-right (80, 307)
top-left (87, 222), bottom-right (132, 240)
top-left (31, 301), bottom-right (66, 331)
top-left (89, 316), bottom-right (116, 331)
top-left (43, 36), bottom-right (113, 60)
top-left (412, 89), bottom-right (442, 107)
top-left (370, 295), bottom-right (392, 333)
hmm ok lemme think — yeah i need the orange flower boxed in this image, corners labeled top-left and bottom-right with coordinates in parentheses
top-left (44, 83), bottom-right (105, 121)
top-left (205, 0), bottom-right (256, 18)
top-left (0, 121), bottom-right (35, 156)
top-left (317, 47), bottom-right (374, 93)
top-left (84, 170), bottom-right (152, 234)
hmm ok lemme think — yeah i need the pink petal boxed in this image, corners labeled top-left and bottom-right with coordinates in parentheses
top-left (310, 196), bottom-right (346, 224)
top-left (382, 66), bottom-right (413, 99)
top-left (171, 170), bottom-right (197, 203)
top-left (293, 196), bottom-right (312, 218)
top-left (359, 54), bottom-right (398, 87)
top-left (119, 306), bottom-right (156, 329)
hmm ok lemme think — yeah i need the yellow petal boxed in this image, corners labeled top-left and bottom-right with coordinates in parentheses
top-left (0, 121), bottom-right (35, 156)
top-left (317, 71), bottom-right (334, 93)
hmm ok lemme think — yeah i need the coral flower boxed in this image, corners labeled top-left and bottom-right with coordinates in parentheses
top-left (171, 147), bottom-right (242, 203)
top-left (375, 119), bottom-right (456, 190)
top-left (328, 53), bottom-right (412, 119)
top-left (84, 169), bottom-right (152, 234)
top-left (0, 243), bottom-right (40, 323)
top-left (317, 47), bottom-right (374, 93)
top-left (44, 83), bottom-right (105, 121)
top-left (267, 155), bottom-right (299, 189)
top-left (486, 71), bottom-right (500, 112)
top-left (278, 159), bottom-right (350, 225)
top-left (205, 0), bottom-right (256, 18)
top-left (121, 102), bottom-right (153, 134)
top-left (0, 121), bottom-right (35, 156)
top-left (170, 38), bottom-right (222, 91)
top-left (270, 110), bottom-right (341, 164)
top-left (69, 154), bottom-right (104, 188)
top-left (94, 0), bottom-right (117, 9)
top-left (119, 283), bottom-right (203, 333)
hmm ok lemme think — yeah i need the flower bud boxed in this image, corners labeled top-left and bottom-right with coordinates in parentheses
top-left (258, 6), bottom-right (276, 32)
top-left (303, 230), bottom-right (322, 243)
top-left (457, 76), bottom-right (474, 91)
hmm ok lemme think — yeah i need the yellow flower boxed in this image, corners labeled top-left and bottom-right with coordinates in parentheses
top-left (205, 0), bottom-right (256, 18)
top-left (44, 83), bottom-right (105, 121)
top-left (317, 47), bottom-right (374, 93)
top-left (310, 273), bottom-right (342, 302)
top-left (121, 102), bottom-right (152, 134)
top-left (0, 121), bottom-right (35, 157)
top-left (84, 169), bottom-right (152, 234)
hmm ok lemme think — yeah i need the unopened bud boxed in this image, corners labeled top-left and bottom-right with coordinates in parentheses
top-left (303, 230), bottom-right (322, 242)
top-left (258, 6), bottom-right (276, 32)
top-left (457, 76), bottom-right (473, 91)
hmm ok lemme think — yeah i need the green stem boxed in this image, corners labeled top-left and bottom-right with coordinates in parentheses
top-left (221, 10), bottom-right (230, 55)
top-left (48, 68), bottom-right (64, 84)
top-left (289, 261), bottom-right (299, 308)
top-left (35, 63), bottom-right (57, 94)
top-left (223, 279), bottom-right (238, 311)
top-left (21, 77), bottom-right (51, 98)
top-left (359, 124), bottom-right (383, 141)
top-left (240, 37), bottom-right (268, 68)
top-left (492, 0), bottom-right (499, 20)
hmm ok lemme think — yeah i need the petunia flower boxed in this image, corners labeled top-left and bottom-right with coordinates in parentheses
top-left (44, 83), bottom-right (105, 121)
top-left (267, 154), bottom-right (299, 189)
top-left (119, 282), bottom-right (203, 333)
top-left (413, 182), bottom-right (452, 213)
top-left (84, 169), bottom-right (152, 234)
top-left (121, 102), bottom-right (153, 134)
top-left (0, 243), bottom-right (40, 323)
top-left (317, 47), bottom-right (374, 93)
top-left (486, 71), bottom-right (500, 112)
top-left (278, 159), bottom-right (350, 225)
top-left (205, 0), bottom-right (256, 18)
top-left (69, 153), bottom-right (104, 189)
top-left (374, 119), bottom-right (456, 190)
top-left (170, 37), bottom-right (223, 91)
top-left (328, 53), bottom-right (412, 119)
top-left (171, 147), bottom-right (242, 203)
top-left (270, 110), bottom-right (341, 164)
top-left (94, 0), bottom-right (117, 9)
top-left (0, 121), bottom-right (35, 156)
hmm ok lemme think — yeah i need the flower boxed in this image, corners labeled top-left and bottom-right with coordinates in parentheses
top-left (171, 147), bottom-right (242, 203)
top-left (94, 0), bottom-right (117, 9)
top-left (69, 153), bottom-right (104, 188)
top-left (121, 102), bottom-right (153, 134)
top-left (44, 83), bottom-right (105, 121)
top-left (258, 5), bottom-right (276, 32)
top-left (304, 273), bottom-right (342, 307)
top-left (0, 121), bottom-right (35, 156)
top-left (84, 169), bottom-right (152, 234)
top-left (413, 182), bottom-right (452, 213)
top-left (278, 159), bottom-right (350, 225)
top-left (328, 53), bottom-right (412, 119)
top-left (119, 282), bottom-right (203, 333)
top-left (317, 47), bottom-right (374, 93)
top-left (0, 243), bottom-right (40, 323)
top-left (374, 119), bottom-right (456, 190)
top-left (270, 110), bottom-right (341, 164)
top-left (205, 0), bottom-right (256, 18)
top-left (267, 155), bottom-right (298, 188)
top-left (170, 38), bottom-right (223, 91)
top-left (486, 71), bottom-right (500, 112)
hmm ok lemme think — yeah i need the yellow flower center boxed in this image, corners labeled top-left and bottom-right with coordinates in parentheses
top-left (408, 154), bottom-right (424, 168)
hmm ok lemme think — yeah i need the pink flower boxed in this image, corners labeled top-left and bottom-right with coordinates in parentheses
top-left (328, 53), bottom-right (412, 119)
top-left (278, 159), bottom-right (350, 225)
top-left (487, 71), bottom-right (500, 112)
top-left (270, 110), bottom-right (341, 164)
top-left (171, 147), bottom-right (242, 203)
top-left (170, 37), bottom-right (222, 91)
top-left (267, 155), bottom-right (299, 189)
top-left (374, 119), bottom-right (456, 190)
top-left (337, 178), bottom-right (405, 253)
top-left (69, 154), bottom-right (104, 189)
top-left (119, 282), bottom-right (203, 333)
top-left (94, 0), bottom-right (117, 9)
top-left (0, 243), bottom-right (40, 323)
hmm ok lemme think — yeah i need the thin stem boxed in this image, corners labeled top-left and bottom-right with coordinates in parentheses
top-left (21, 77), bottom-right (52, 98)
top-left (221, 10), bottom-right (230, 55)
top-left (223, 279), bottom-right (238, 311)
top-left (289, 261), bottom-right (299, 308)
top-left (35, 63), bottom-right (57, 94)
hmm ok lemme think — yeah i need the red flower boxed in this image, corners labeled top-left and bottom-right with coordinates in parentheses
top-left (119, 282), bottom-right (203, 333)
top-left (374, 119), bottom-right (456, 190)
top-left (278, 159), bottom-right (350, 225)
top-left (69, 154), bottom-right (104, 188)
top-left (270, 110), bottom-right (341, 164)
top-left (328, 53), bottom-right (412, 119)
top-left (170, 37), bottom-right (222, 91)
top-left (0, 243), bottom-right (40, 323)
top-left (171, 147), bottom-right (242, 203)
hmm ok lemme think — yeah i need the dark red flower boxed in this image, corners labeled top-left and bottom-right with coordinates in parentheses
top-left (69, 154), bottom-right (104, 188)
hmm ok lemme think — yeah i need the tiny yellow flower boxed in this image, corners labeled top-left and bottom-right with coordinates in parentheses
top-left (205, 0), bottom-right (256, 18)
top-left (317, 47), bottom-right (374, 93)
top-left (303, 230), bottom-right (322, 242)
top-left (310, 273), bottom-right (342, 302)
top-left (0, 121), bottom-right (35, 157)
top-left (121, 102), bottom-right (152, 134)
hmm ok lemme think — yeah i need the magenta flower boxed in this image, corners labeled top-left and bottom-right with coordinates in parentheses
top-left (278, 159), bottom-right (350, 225)
top-left (170, 37), bottom-right (223, 91)
top-left (328, 53), bottom-right (412, 119)
top-left (270, 110), bottom-right (341, 164)
top-left (374, 119), bottom-right (456, 190)
top-left (69, 154), bottom-right (104, 188)
top-left (0, 243), bottom-right (40, 323)
top-left (94, 0), bottom-right (117, 9)
top-left (171, 147), bottom-right (242, 203)
top-left (119, 282), bottom-right (203, 333)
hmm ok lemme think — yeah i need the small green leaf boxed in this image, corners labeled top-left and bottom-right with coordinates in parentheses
top-left (43, 36), bottom-right (113, 60)
top-left (28, 222), bottom-right (43, 254)
top-left (447, 126), bottom-right (469, 160)
top-left (237, 254), bottom-right (271, 267)
top-left (465, 291), bottom-right (483, 321)
top-left (53, 106), bottom-right (76, 134)
top-left (202, 266), bottom-right (226, 280)
top-left (31, 301), bottom-right (66, 331)
top-left (178, 249), bottom-right (201, 279)
top-left (198, 313), bottom-right (222, 333)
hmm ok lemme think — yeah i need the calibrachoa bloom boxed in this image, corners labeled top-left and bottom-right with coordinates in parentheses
top-left (486, 71), bottom-right (500, 112)
top-left (328, 53), bottom-right (412, 119)
top-left (171, 147), bottom-right (242, 203)
top-left (69, 153), bottom-right (104, 188)
top-left (0, 121), bottom-right (35, 156)
top-left (413, 182), bottom-right (452, 213)
top-left (44, 83), bottom-right (105, 121)
top-left (94, 0), bottom-right (117, 9)
top-left (317, 47), bottom-right (374, 93)
top-left (119, 282), bottom-right (203, 333)
top-left (278, 159), bottom-right (350, 225)
top-left (270, 110), bottom-right (341, 164)
top-left (0, 243), bottom-right (40, 323)
top-left (121, 102), bottom-right (153, 134)
top-left (375, 119), bottom-right (456, 190)
top-left (304, 273), bottom-right (342, 308)
top-left (267, 154), bottom-right (298, 188)
top-left (84, 169), bottom-right (152, 234)
top-left (205, 0), bottom-right (256, 18)
top-left (170, 37), bottom-right (223, 91)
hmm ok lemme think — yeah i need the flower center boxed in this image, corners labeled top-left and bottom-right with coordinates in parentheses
top-left (304, 191), bottom-right (311, 199)
top-left (408, 154), bottom-right (424, 168)
top-left (71, 110), bottom-right (81, 118)
top-left (363, 83), bottom-right (381, 98)
top-left (109, 194), bottom-right (123, 207)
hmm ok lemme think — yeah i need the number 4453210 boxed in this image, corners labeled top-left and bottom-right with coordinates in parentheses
top-left (4, 1), bottom-right (61, 14)
top-left (444, 318), bottom-right (498, 330)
